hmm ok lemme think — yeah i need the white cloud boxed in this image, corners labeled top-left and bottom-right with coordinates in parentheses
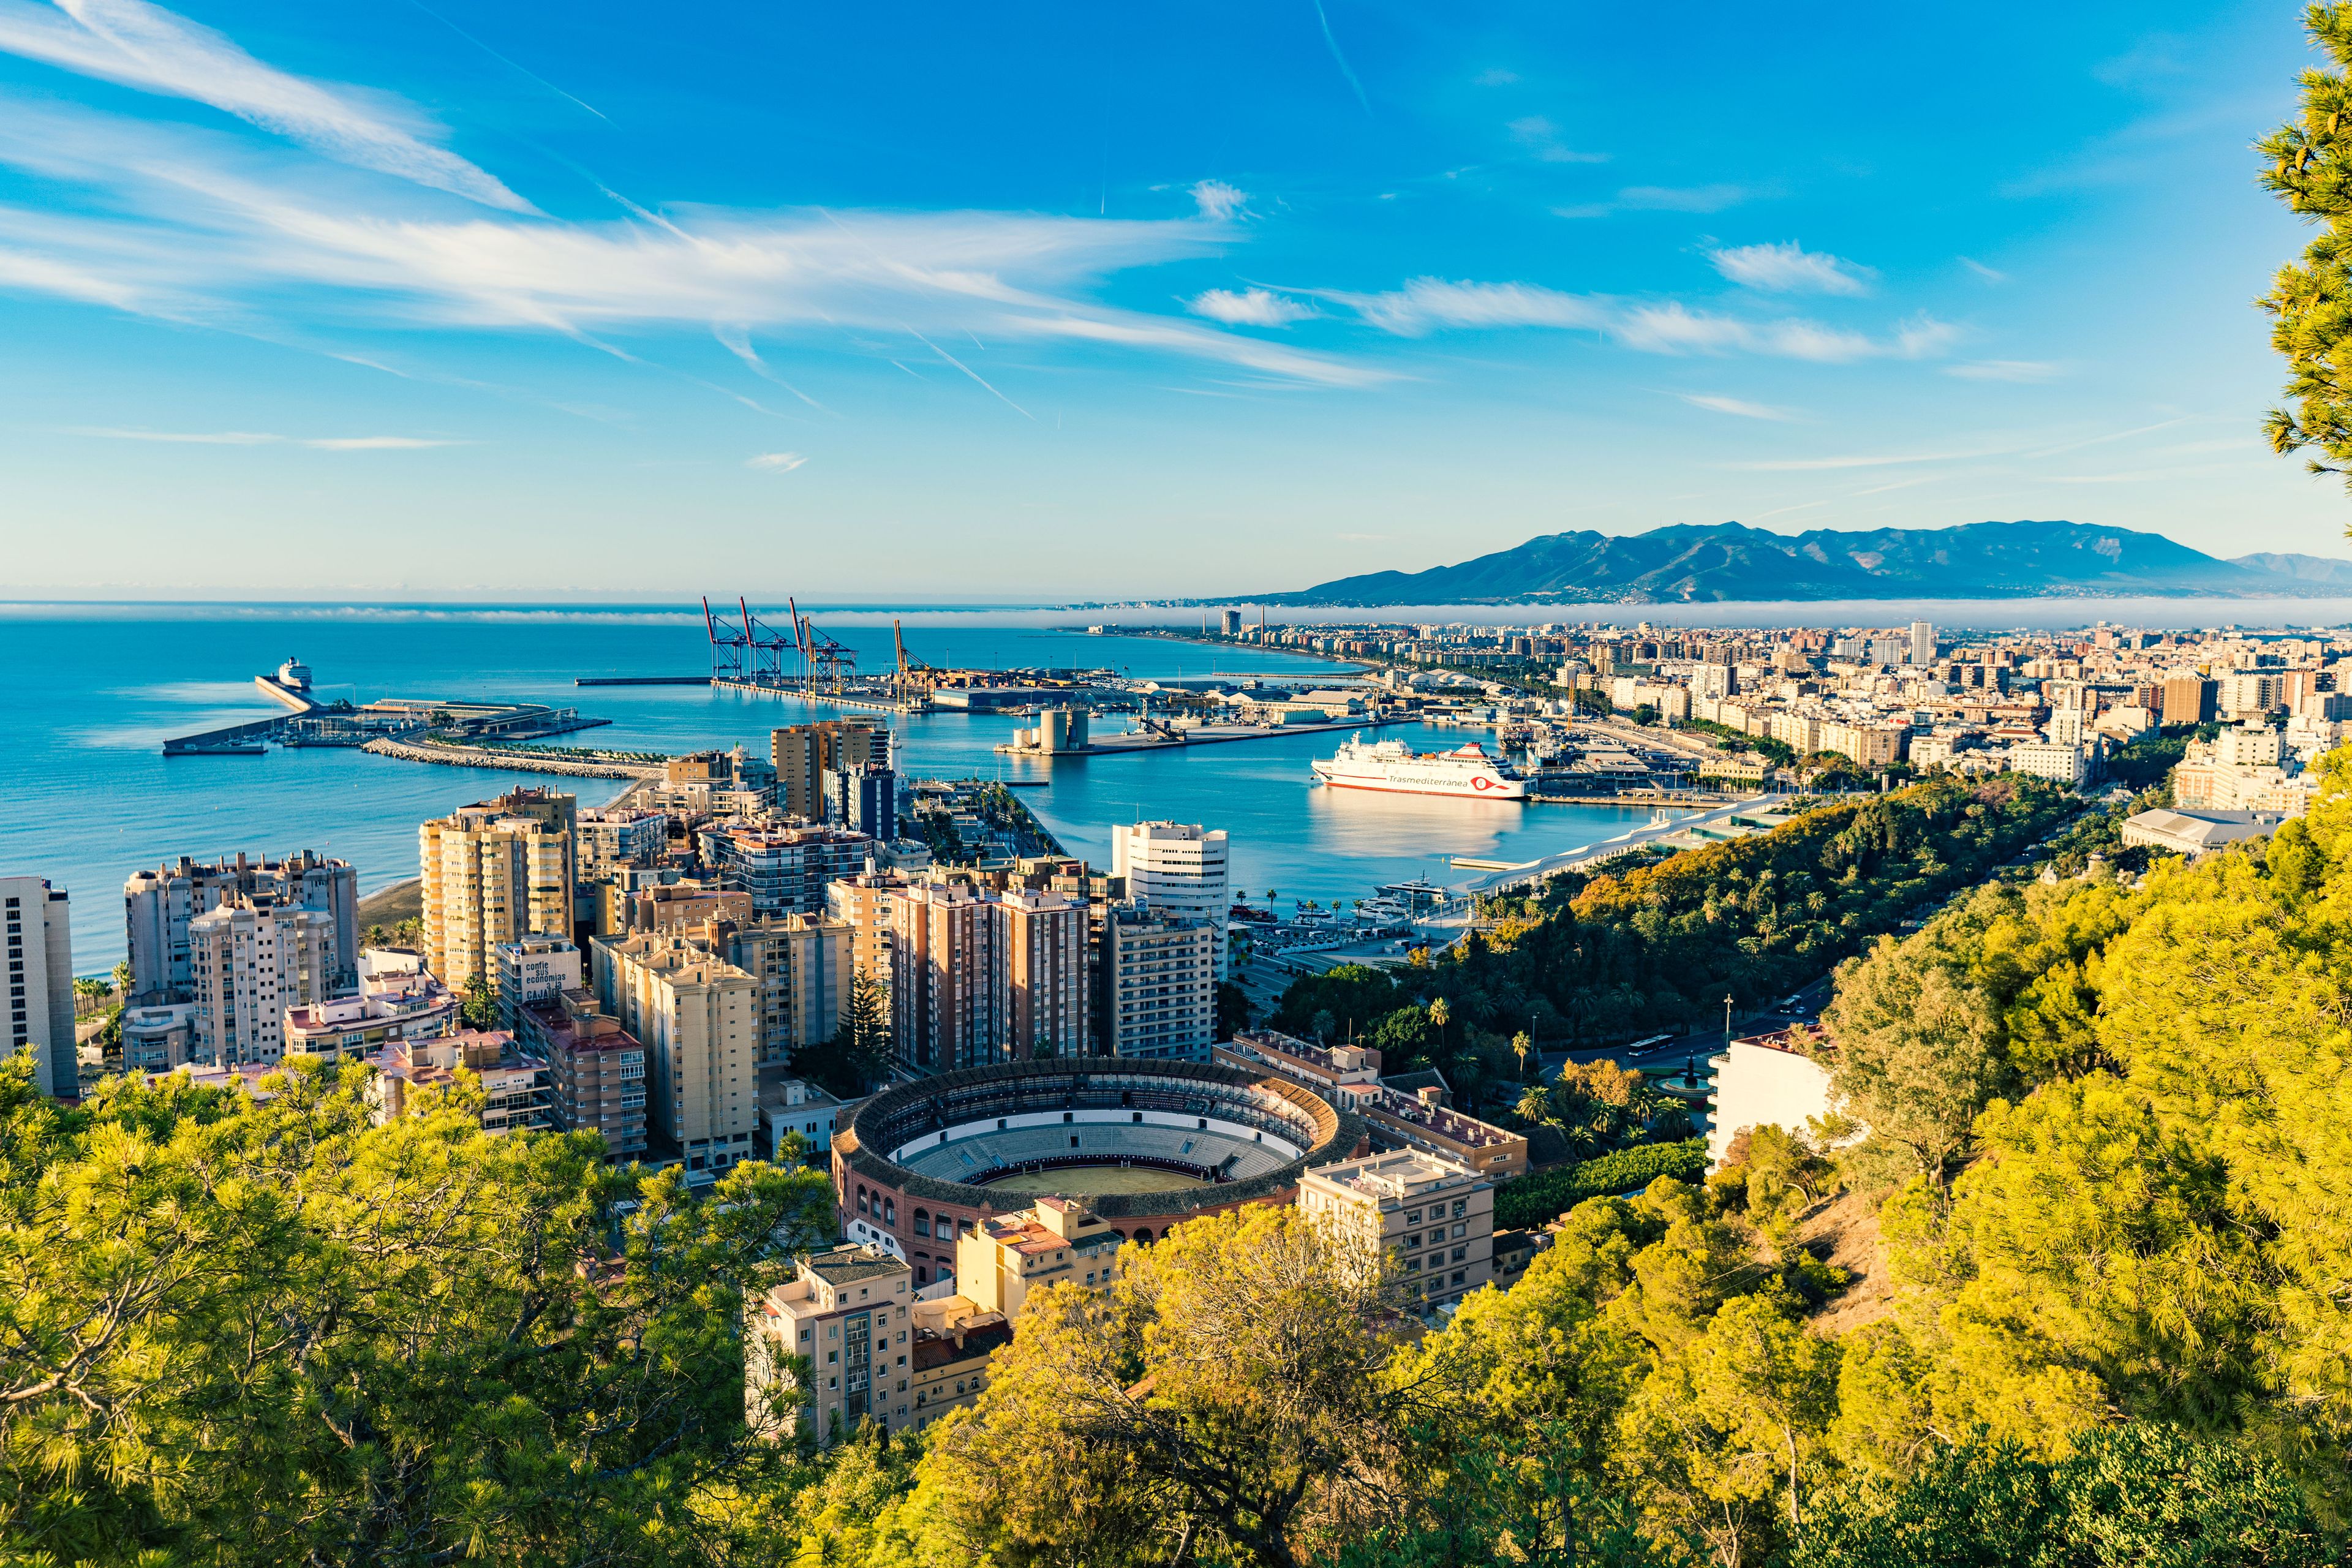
top-left (0, 0), bottom-right (532, 211)
top-left (1959, 257), bottom-right (2006, 284)
top-left (1894, 315), bottom-right (1962, 358)
top-left (747, 451), bottom-right (807, 471)
top-left (1679, 393), bottom-right (1795, 421)
top-left (1335, 277), bottom-right (1608, 336)
top-left (1507, 115), bottom-right (1607, 164)
top-left (1945, 358), bottom-right (2060, 382)
top-left (1708, 240), bottom-right (1873, 296)
top-left (1618, 303), bottom-right (1879, 362)
top-left (1186, 287), bottom-right (1313, 326)
top-left (1191, 179), bottom-right (1248, 220)
top-left (1332, 277), bottom-right (1953, 364)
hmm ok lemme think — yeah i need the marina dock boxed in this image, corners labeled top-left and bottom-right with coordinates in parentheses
top-left (994, 715), bottom-right (1411, 758)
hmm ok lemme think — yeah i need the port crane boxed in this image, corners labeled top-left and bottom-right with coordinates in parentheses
top-left (892, 618), bottom-right (937, 699)
top-left (703, 595), bottom-right (751, 680)
top-left (788, 597), bottom-right (859, 692)
top-left (737, 598), bottom-right (797, 682)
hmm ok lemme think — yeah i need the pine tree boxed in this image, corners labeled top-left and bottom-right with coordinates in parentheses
top-left (2260, 4), bottom-right (2352, 498)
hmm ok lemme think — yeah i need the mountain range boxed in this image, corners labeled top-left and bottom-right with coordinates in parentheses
top-left (1259, 521), bottom-right (2352, 606)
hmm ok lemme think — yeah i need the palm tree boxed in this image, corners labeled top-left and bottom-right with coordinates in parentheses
top-left (1428, 997), bottom-right (1451, 1054)
top-left (1511, 1030), bottom-right (1533, 1081)
top-left (1516, 1081), bottom-right (1558, 1128)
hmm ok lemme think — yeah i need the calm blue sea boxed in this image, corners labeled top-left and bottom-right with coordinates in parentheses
top-left (0, 606), bottom-right (1669, 973)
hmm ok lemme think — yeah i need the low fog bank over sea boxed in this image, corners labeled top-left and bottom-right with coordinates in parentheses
top-left (13, 594), bottom-right (2352, 633)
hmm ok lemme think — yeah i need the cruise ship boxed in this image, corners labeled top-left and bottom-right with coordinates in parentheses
top-left (1310, 735), bottom-right (1529, 800)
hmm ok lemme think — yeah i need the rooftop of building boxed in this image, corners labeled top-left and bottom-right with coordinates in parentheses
top-left (912, 1317), bottom-right (1012, 1370)
top-left (1730, 1025), bottom-right (1832, 1060)
top-left (1227, 1028), bottom-right (1383, 1080)
top-left (803, 1243), bottom-right (907, 1287)
top-left (1366, 1085), bottom-right (1521, 1150)
top-left (1310, 1147), bottom-right (1487, 1200)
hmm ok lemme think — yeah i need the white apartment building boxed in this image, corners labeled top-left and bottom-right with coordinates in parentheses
top-left (1298, 1149), bottom-right (1494, 1314)
top-left (3, 878), bottom-right (75, 1098)
top-left (1708, 1029), bottom-right (1851, 1170)
top-left (123, 850), bottom-right (359, 1005)
top-left (1909, 620), bottom-right (1936, 665)
top-left (2217, 672), bottom-right (2286, 719)
top-left (576, 808), bottom-right (668, 875)
top-left (2009, 741), bottom-right (2094, 787)
top-left (698, 824), bottom-right (875, 918)
top-left (595, 930), bottom-right (760, 1176)
top-left (2214, 724), bottom-right (2286, 767)
top-left (1103, 899), bottom-right (1218, 1063)
top-left (1111, 822), bottom-right (1231, 978)
top-left (187, 896), bottom-right (336, 1067)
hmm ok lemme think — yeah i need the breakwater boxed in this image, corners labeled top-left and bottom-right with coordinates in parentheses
top-left (360, 737), bottom-right (663, 779)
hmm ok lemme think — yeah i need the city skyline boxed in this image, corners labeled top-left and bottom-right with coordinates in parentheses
top-left (0, 0), bottom-right (2340, 600)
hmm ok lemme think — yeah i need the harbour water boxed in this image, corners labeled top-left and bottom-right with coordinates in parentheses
top-left (2, 608), bottom-right (1673, 970)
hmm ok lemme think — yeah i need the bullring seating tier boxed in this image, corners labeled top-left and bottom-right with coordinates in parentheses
top-left (895, 1121), bottom-right (1291, 1185)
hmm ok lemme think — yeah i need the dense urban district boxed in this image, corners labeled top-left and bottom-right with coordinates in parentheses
top-left (4, 608), bottom-right (2349, 1568)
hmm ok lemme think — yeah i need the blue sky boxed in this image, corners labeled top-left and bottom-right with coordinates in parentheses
top-left (0, 0), bottom-right (2339, 601)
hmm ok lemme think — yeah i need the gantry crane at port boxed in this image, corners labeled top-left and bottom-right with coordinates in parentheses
top-left (788, 597), bottom-right (859, 693)
top-left (737, 598), bottom-right (797, 682)
top-left (702, 595), bottom-right (751, 680)
top-left (892, 618), bottom-right (937, 700)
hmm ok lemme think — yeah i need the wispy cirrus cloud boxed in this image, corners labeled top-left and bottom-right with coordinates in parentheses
top-left (1556, 183), bottom-right (1763, 219)
top-left (746, 451), bottom-right (807, 471)
top-left (1679, 393), bottom-right (1796, 421)
top-left (0, 96), bottom-right (1389, 388)
top-left (1186, 287), bottom-right (1313, 326)
top-left (1709, 240), bottom-right (1873, 296)
top-left (0, 0), bottom-right (532, 211)
top-left (1507, 115), bottom-right (1607, 164)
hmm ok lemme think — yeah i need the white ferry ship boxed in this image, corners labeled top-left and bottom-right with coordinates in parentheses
top-left (1310, 735), bottom-right (1529, 800)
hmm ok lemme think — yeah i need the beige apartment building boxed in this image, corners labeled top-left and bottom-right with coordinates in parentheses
top-left (826, 869), bottom-right (909, 998)
top-left (420, 788), bottom-right (577, 991)
top-left (594, 930), bottom-right (758, 1176)
top-left (1298, 1149), bottom-right (1496, 1314)
top-left (955, 1194), bottom-right (1125, 1317)
top-left (693, 913), bottom-right (853, 1066)
top-left (772, 723), bottom-right (886, 820)
top-left (746, 1245), bottom-right (919, 1443)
